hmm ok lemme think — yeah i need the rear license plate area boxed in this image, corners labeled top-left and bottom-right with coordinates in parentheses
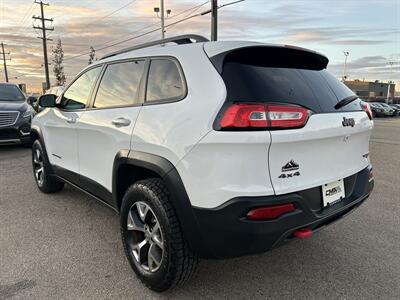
top-left (322, 179), bottom-right (345, 207)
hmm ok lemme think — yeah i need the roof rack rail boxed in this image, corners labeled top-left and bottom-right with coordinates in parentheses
top-left (100, 34), bottom-right (209, 60)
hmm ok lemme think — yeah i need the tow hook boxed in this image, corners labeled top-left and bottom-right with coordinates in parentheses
top-left (293, 228), bottom-right (313, 238)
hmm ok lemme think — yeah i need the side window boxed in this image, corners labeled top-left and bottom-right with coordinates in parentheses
top-left (146, 59), bottom-right (184, 102)
top-left (61, 67), bottom-right (101, 110)
top-left (93, 60), bottom-right (145, 108)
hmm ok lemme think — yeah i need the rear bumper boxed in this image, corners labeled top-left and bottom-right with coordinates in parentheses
top-left (190, 166), bottom-right (374, 259)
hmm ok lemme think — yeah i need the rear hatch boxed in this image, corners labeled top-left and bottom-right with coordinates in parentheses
top-left (207, 45), bottom-right (373, 195)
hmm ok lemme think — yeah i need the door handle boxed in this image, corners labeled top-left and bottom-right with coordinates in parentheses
top-left (112, 117), bottom-right (131, 127)
top-left (65, 117), bottom-right (77, 124)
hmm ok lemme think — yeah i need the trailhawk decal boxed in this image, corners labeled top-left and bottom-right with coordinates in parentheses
top-left (279, 160), bottom-right (300, 179)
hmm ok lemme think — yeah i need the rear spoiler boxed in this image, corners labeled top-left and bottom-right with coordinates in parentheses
top-left (207, 45), bottom-right (329, 73)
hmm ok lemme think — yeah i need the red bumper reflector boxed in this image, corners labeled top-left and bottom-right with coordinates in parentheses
top-left (293, 228), bottom-right (313, 239)
top-left (247, 203), bottom-right (295, 220)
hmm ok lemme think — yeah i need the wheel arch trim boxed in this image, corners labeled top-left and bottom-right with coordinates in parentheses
top-left (112, 150), bottom-right (209, 256)
top-left (30, 125), bottom-right (55, 175)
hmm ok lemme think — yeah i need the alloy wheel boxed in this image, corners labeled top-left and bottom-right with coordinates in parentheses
top-left (33, 148), bottom-right (44, 186)
top-left (127, 201), bottom-right (164, 273)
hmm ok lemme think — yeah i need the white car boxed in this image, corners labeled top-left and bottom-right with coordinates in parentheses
top-left (31, 35), bottom-right (374, 291)
top-left (45, 86), bottom-right (64, 97)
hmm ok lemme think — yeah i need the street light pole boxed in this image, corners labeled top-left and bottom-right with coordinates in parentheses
top-left (343, 51), bottom-right (349, 82)
top-left (154, 1), bottom-right (171, 41)
top-left (160, 0), bottom-right (165, 40)
top-left (386, 61), bottom-right (394, 104)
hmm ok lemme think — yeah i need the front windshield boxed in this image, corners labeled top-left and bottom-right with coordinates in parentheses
top-left (0, 84), bottom-right (25, 101)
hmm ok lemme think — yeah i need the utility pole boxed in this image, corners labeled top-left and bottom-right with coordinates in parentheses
top-left (154, 1), bottom-right (171, 41)
top-left (342, 51), bottom-right (349, 82)
top-left (0, 43), bottom-right (11, 82)
top-left (33, 1), bottom-right (54, 90)
top-left (211, 0), bottom-right (218, 41)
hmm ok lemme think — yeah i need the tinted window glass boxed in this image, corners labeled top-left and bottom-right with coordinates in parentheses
top-left (94, 60), bottom-right (145, 108)
top-left (221, 60), bottom-right (361, 113)
top-left (0, 84), bottom-right (25, 101)
top-left (62, 67), bottom-right (101, 110)
top-left (146, 59), bottom-right (184, 102)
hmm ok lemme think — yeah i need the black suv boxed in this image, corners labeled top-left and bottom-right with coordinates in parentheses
top-left (0, 83), bottom-right (35, 145)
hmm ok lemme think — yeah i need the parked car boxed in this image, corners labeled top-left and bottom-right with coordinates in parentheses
top-left (45, 86), bottom-right (64, 97)
top-left (370, 103), bottom-right (394, 117)
top-left (0, 82), bottom-right (36, 146)
top-left (369, 103), bottom-right (386, 117)
top-left (377, 103), bottom-right (397, 116)
top-left (389, 104), bottom-right (400, 116)
top-left (30, 35), bottom-right (374, 291)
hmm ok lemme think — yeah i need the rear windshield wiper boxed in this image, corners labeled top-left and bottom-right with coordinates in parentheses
top-left (334, 95), bottom-right (359, 110)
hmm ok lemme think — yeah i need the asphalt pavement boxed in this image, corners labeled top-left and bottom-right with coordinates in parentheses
top-left (0, 118), bottom-right (399, 299)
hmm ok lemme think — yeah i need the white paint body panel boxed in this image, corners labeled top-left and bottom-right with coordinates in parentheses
top-left (269, 112), bottom-right (372, 195)
top-left (76, 107), bottom-right (141, 191)
top-left (176, 131), bottom-right (274, 209)
top-left (34, 108), bottom-right (82, 174)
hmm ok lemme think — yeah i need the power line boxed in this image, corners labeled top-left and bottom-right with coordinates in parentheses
top-left (12, 65), bottom-right (43, 79)
top-left (15, 1), bottom-right (35, 28)
top-left (91, 0), bottom-right (138, 24)
top-left (63, 1), bottom-right (211, 61)
top-left (66, 1), bottom-right (210, 52)
top-left (12, 1), bottom-right (37, 39)
top-left (50, 0), bottom-right (137, 35)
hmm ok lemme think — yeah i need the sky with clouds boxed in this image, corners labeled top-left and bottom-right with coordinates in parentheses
top-left (0, 0), bottom-right (399, 92)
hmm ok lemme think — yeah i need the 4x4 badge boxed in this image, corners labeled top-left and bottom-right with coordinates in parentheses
top-left (281, 160), bottom-right (299, 172)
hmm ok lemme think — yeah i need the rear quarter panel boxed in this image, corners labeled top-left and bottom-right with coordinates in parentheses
top-left (131, 45), bottom-right (226, 165)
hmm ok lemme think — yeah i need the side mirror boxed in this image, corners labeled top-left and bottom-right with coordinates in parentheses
top-left (39, 94), bottom-right (57, 108)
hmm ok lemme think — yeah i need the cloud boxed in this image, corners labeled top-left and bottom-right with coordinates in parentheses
top-left (0, 0), bottom-right (398, 92)
top-left (328, 55), bottom-right (400, 80)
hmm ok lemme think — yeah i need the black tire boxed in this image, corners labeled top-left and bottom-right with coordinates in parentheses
top-left (120, 178), bottom-right (198, 292)
top-left (32, 139), bottom-right (64, 193)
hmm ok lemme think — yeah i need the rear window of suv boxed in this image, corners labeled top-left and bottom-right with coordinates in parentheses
top-left (218, 47), bottom-right (361, 113)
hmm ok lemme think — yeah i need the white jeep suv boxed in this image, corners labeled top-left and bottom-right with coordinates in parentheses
top-left (31, 35), bottom-right (374, 292)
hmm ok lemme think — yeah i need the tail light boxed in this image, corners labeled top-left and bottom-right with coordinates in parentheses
top-left (247, 203), bottom-right (296, 220)
top-left (362, 102), bottom-right (373, 120)
top-left (218, 103), bottom-right (310, 130)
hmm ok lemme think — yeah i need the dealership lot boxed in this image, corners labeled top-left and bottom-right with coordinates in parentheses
top-left (0, 118), bottom-right (399, 299)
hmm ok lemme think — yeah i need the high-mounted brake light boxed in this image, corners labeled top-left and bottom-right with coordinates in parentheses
top-left (219, 103), bottom-right (310, 130)
top-left (361, 102), bottom-right (373, 120)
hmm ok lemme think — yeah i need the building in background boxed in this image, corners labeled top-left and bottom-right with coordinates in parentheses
top-left (344, 80), bottom-right (396, 102)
